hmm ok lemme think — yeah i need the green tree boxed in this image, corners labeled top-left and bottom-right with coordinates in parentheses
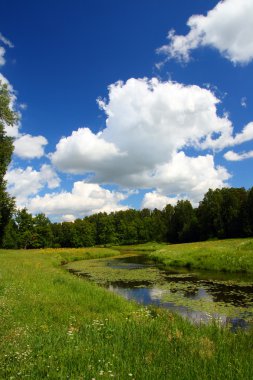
top-left (15, 208), bottom-right (34, 249)
top-left (0, 81), bottom-right (17, 246)
top-left (197, 189), bottom-right (224, 240)
top-left (150, 208), bottom-right (167, 242)
top-left (33, 213), bottom-right (53, 248)
top-left (163, 204), bottom-right (174, 242)
top-left (220, 188), bottom-right (248, 238)
top-left (2, 219), bottom-right (18, 248)
top-left (245, 187), bottom-right (253, 235)
top-left (74, 218), bottom-right (96, 247)
top-left (171, 200), bottom-right (197, 243)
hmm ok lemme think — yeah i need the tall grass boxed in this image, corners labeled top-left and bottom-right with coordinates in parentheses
top-left (147, 238), bottom-right (253, 273)
top-left (27, 246), bottom-right (121, 264)
top-left (0, 248), bottom-right (252, 379)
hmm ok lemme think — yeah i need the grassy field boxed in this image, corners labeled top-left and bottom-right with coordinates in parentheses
top-left (28, 246), bottom-right (122, 264)
top-left (116, 238), bottom-right (253, 273)
top-left (0, 246), bottom-right (253, 379)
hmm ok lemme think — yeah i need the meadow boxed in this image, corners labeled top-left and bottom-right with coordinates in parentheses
top-left (0, 244), bottom-right (253, 379)
top-left (144, 238), bottom-right (253, 273)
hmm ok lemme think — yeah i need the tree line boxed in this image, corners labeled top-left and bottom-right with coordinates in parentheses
top-left (1, 186), bottom-right (253, 249)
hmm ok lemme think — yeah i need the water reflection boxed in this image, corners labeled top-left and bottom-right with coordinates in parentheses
top-left (106, 254), bottom-right (253, 330)
top-left (108, 283), bottom-right (251, 330)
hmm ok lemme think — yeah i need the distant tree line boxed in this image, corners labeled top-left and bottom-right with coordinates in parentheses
top-left (1, 186), bottom-right (253, 249)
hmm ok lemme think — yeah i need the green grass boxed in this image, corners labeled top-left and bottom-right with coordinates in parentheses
top-left (146, 238), bottom-right (253, 273)
top-left (0, 248), bottom-right (253, 379)
top-left (29, 246), bottom-right (122, 264)
top-left (111, 242), bottom-right (166, 252)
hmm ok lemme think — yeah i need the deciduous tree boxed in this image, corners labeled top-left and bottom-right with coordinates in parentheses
top-left (0, 81), bottom-right (16, 246)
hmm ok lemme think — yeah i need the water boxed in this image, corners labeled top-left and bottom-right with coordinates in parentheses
top-left (106, 254), bottom-right (253, 329)
top-left (68, 253), bottom-right (253, 329)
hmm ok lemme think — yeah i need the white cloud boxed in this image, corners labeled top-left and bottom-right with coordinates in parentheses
top-left (142, 192), bottom-right (179, 210)
top-left (0, 46), bottom-right (5, 66)
top-left (52, 78), bottom-right (234, 177)
top-left (233, 122), bottom-right (253, 144)
top-left (61, 214), bottom-right (76, 222)
top-left (51, 78), bottom-right (235, 205)
top-left (0, 33), bottom-right (14, 48)
top-left (158, 0), bottom-right (253, 65)
top-left (51, 127), bottom-right (123, 173)
top-left (4, 123), bottom-right (20, 138)
top-left (141, 152), bottom-right (230, 207)
top-left (14, 134), bottom-right (48, 159)
top-left (26, 182), bottom-right (128, 219)
top-left (5, 164), bottom-right (60, 205)
top-left (224, 150), bottom-right (253, 161)
top-left (199, 121), bottom-right (253, 150)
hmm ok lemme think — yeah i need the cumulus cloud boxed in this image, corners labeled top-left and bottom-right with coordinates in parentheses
top-left (51, 127), bottom-right (124, 173)
top-left (51, 77), bottom-right (238, 204)
top-left (224, 150), bottom-right (253, 161)
top-left (157, 0), bottom-right (253, 65)
top-left (233, 122), bottom-right (253, 144)
top-left (5, 164), bottom-right (60, 205)
top-left (199, 121), bottom-right (253, 150)
top-left (141, 152), bottom-right (230, 207)
top-left (52, 78), bottom-right (233, 176)
top-left (26, 182), bottom-right (128, 219)
top-left (142, 192), bottom-right (179, 210)
top-left (154, 152), bottom-right (230, 197)
top-left (14, 134), bottom-right (48, 159)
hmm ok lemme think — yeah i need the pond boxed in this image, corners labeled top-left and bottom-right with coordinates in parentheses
top-left (66, 252), bottom-right (253, 330)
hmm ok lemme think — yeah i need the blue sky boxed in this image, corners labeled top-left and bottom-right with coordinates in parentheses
top-left (1, 0), bottom-right (253, 221)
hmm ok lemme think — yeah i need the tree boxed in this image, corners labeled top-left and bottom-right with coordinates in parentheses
top-left (170, 200), bottom-right (198, 243)
top-left (150, 208), bottom-right (167, 242)
top-left (15, 208), bottom-right (34, 249)
top-left (0, 81), bottom-right (17, 246)
top-left (220, 188), bottom-right (248, 238)
top-left (2, 219), bottom-right (18, 248)
top-left (246, 187), bottom-right (253, 235)
top-left (33, 213), bottom-right (53, 248)
top-left (197, 189), bottom-right (224, 240)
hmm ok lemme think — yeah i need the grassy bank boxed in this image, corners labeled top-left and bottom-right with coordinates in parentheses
top-left (0, 248), bottom-right (253, 379)
top-left (139, 238), bottom-right (253, 274)
top-left (26, 246), bottom-right (121, 264)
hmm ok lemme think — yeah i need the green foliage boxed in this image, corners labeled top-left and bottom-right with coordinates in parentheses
top-left (15, 208), bottom-right (34, 249)
top-left (148, 238), bottom-right (253, 273)
top-left (0, 81), bottom-right (16, 246)
top-left (170, 200), bottom-right (198, 243)
top-left (198, 188), bottom-right (250, 240)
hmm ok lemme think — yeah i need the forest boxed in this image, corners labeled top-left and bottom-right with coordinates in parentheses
top-left (2, 186), bottom-right (253, 249)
